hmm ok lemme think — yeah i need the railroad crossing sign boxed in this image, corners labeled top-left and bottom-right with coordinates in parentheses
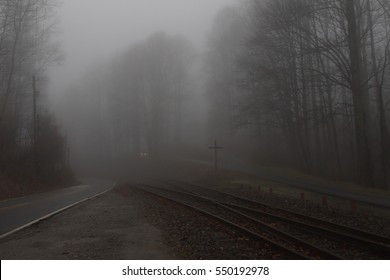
top-left (209, 140), bottom-right (224, 171)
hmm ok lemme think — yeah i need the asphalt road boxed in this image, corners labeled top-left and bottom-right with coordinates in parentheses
top-left (0, 180), bottom-right (113, 238)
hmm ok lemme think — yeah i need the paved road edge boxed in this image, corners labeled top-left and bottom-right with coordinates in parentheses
top-left (0, 183), bottom-right (116, 240)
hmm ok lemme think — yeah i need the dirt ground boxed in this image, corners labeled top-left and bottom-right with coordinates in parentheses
top-left (0, 161), bottom-right (209, 260)
top-left (0, 185), bottom-right (176, 260)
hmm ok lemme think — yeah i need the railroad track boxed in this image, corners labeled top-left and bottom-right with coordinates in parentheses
top-left (163, 180), bottom-right (390, 259)
top-left (135, 183), bottom-right (342, 260)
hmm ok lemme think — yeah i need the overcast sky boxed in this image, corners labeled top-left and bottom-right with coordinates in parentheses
top-left (49, 0), bottom-right (236, 95)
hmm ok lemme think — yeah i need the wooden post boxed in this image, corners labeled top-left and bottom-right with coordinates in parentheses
top-left (208, 140), bottom-right (224, 171)
top-left (322, 196), bottom-right (328, 207)
top-left (66, 147), bottom-right (70, 166)
top-left (351, 200), bottom-right (357, 213)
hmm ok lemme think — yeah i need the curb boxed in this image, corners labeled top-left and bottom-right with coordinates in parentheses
top-left (0, 183), bottom-right (116, 240)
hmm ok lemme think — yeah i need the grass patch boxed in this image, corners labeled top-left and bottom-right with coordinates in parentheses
top-left (177, 160), bottom-right (390, 217)
top-left (259, 165), bottom-right (390, 197)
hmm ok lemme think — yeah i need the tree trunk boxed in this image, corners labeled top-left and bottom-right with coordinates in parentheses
top-left (367, 0), bottom-right (390, 188)
top-left (345, 0), bottom-right (374, 186)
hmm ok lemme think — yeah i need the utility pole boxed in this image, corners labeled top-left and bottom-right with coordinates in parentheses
top-left (32, 76), bottom-right (38, 144)
top-left (209, 140), bottom-right (224, 171)
top-left (32, 76), bottom-right (40, 175)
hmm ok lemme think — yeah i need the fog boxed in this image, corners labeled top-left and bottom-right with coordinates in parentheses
top-left (49, 0), bottom-right (235, 95)
top-left (2, 0), bottom-right (390, 189)
top-left (46, 0), bottom-right (240, 178)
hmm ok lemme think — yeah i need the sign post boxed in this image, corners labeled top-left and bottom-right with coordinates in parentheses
top-left (209, 140), bottom-right (224, 171)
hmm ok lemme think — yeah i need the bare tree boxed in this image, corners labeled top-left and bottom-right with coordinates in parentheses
top-left (0, 0), bottom-right (69, 187)
top-left (228, 0), bottom-right (390, 188)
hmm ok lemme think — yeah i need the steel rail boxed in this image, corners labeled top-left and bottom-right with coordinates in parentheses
top-left (164, 180), bottom-right (390, 258)
top-left (173, 181), bottom-right (390, 245)
top-left (223, 202), bottom-right (390, 258)
top-left (135, 184), bottom-right (339, 260)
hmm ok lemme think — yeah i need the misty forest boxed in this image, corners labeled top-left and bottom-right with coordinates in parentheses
top-left (2, 0), bottom-right (390, 195)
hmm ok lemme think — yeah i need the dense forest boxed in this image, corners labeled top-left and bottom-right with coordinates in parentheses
top-left (57, 32), bottom-right (205, 173)
top-left (206, 0), bottom-right (390, 189)
top-left (0, 0), bottom-right (382, 192)
top-left (0, 0), bottom-right (72, 192)
top-left (60, 0), bottom-right (390, 190)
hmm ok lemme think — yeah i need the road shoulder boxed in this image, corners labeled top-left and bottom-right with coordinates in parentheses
top-left (0, 184), bottom-right (174, 260)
